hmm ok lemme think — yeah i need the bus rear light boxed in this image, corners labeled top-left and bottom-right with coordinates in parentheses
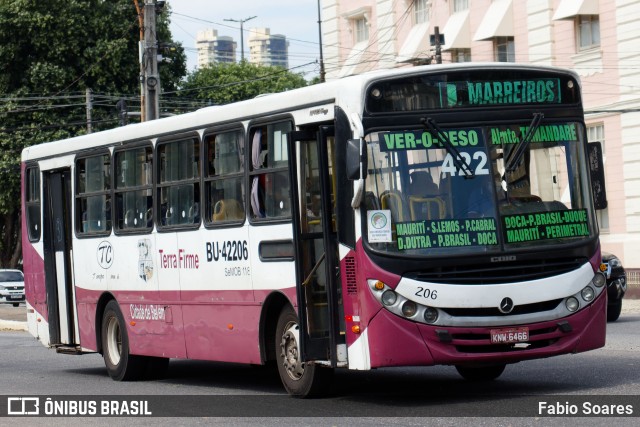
top-left (374, 280), bottom-right (385, 291)
top-left (351, 325), bottom-right (361, 334)
top-left (565, 297), bottom-right (579, 312)
top-left (345, 315), bottom-right (353, 322)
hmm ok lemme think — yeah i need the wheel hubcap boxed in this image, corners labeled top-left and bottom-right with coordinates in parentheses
top-left (280, 321), bottom-right (304, 381)
top-left (106, 316), bottom-right (122, 365)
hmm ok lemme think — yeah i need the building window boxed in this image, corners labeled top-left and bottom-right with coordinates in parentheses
top-left (577, 15), bottom-right (600, 50)
top-left (450, 49), bottom-right (471, 63)
top-left (587, 124), bottom-right (609, 231)
top-left (354, 17), bottom-right (369, 43)
top-left (414, 0), bottom-right (429, 24)
top-left (495, 37), bottom-right (515, 62)
top-left (453, 0), bottom-right (469, 13)
top-left (204, 129), bottom-right (245, 225)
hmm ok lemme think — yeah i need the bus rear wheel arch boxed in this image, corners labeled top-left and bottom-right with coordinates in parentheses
top-left (100, 300), bottom-right (169, 381)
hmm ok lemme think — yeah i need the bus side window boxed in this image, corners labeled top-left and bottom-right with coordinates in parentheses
top-left (249, 121), bottom-right (292, 221)
top-left (114, 145), bottom-right (153, 232)
top-left (204, 128), bottom-right (245, 225)
top-left (76, 153), bottom-right (111, 235)
top-left (157, 136), bottom-right (201, 228)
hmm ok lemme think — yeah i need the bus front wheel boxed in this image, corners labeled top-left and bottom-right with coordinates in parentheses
top-left (275, 305), bottom-right (332, 397)
top-left (455, 364), bottom-right (506, 381)
top-left (101, 300), bottom-right (147, 381)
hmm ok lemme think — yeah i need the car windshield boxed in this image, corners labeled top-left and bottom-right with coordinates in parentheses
top-left (0, 271), bottom-right (24, 282)
top-left (363, 122), bottom-right (595, 256)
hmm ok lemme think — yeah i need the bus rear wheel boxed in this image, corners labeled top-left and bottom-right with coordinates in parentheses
top-left (101, 300), bottom-right (147, 381)
top-left (275, 305), bottom-right (332, 397)
top-left (455, 364), bottom-right (506, 381)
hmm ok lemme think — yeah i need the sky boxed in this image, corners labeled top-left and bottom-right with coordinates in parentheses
top-left (167, 1), bottom-right (322, 78)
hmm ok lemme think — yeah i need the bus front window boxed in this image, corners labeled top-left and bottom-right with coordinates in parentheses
top-left (363, 122), bottom-right (594, 256)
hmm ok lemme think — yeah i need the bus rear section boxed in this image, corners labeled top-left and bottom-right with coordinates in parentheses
top-left (337, 65), bottom-right (607, 380)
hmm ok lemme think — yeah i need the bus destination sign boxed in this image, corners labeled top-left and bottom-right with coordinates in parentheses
top-left (502, 209), bottom-right (590, 244)
top-left (395, 218), bottom-right (498, 250)
top-left (439, 78), bottom-right (562, 108)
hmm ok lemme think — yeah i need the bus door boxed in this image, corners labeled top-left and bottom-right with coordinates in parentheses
top-left (42, 169), bottom-right (78, 346)
top-left (289, 126), bottom-right (342, 365)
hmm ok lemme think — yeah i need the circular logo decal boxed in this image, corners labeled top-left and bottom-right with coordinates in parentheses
top-left (97, 241), bottom-right (114, 269)
top-left (370, 212), bottom-right (388, 229)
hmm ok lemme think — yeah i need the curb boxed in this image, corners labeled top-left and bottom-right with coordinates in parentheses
top-left (0, 319), bottom-right (28, 332)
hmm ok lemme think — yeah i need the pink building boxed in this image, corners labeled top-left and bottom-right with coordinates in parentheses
top-left (322, 0), bottom-right (640, 284)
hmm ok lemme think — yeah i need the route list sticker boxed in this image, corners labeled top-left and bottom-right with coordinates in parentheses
top-left (368, 210), bottom-right (392, 243)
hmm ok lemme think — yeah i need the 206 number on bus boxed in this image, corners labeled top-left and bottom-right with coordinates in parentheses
top-left (206, 241), bottom-right (249, 262)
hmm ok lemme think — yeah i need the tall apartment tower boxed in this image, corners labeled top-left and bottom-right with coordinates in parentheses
top-left (248, 28), bottom-right (289, 68)
top-left (321, 0), bottom-right (640, 277)
top-left (196, 29), bottom-right (237, 68)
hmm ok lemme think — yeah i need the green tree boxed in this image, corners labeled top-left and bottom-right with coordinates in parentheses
top-left (178, 61), bottom-right (309, 106)
top-left (0, 0), bottom-right (186, 267)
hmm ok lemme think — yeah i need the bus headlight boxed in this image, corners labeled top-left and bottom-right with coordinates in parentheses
top-left (423, 307), bottom-right (438, 324)
top-left (401, 301), bottom-right (417, 317)
top-left (592, 272), bottom-right (606, 288)
top-left (381, 290), bottom-right (397, 306)
top-left (566, 297), bottom-right (579, 312)
top-left (581, 286), bottom-right (595, 302)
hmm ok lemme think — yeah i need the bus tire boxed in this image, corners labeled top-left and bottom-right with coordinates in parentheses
top-left (607, 300), bottom-right (622, 322)
top-left (275, 305), bottom-right (332, 397)
top-left (101, 300), bottom-right (147, 381)
top-left (455, 364), bottom-right (506, 381)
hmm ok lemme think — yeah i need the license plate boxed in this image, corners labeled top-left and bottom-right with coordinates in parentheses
top-left (490, 327), bottom-right (529, 344)
top-left (7, 295), bottom-right (23, 301)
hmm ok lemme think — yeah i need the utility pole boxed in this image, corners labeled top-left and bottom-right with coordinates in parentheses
top-left (317, 0), bottom-right (326, 82)
top-left (86, 88), bottom-right (93, 133)
top-left (224, 16), bottom-right (256, 62)
top-left (143, 0), bottom-right (161, 120)
top-left (432, 26), bottom-right (443, 65)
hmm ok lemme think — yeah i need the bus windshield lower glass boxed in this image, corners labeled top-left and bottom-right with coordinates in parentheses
top-left (363, 122), bottom-right (594, 255)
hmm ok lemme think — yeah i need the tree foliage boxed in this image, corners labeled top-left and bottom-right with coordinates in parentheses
top-left (179, 61), bottom-right (309, 106)
top-left (0, 0), bottom-right (186, 268)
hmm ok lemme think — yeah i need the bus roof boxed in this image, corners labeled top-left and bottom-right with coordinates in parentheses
top-left (21, 62), bottom-right (579, 163)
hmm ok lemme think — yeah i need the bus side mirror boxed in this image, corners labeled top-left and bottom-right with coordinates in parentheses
top-left (347, 138), bottom-right (367, 180)
top-left (588, 142), bottom-right (608, 210)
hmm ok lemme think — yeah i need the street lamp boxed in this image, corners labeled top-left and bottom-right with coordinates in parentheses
top-left (224, 16), bottom-right (257, 62)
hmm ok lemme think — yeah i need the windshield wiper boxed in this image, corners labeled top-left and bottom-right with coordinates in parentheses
top-left (422, 117), bottom-right (474, 178)
top-left (505, 112), bottom-right (544, 172)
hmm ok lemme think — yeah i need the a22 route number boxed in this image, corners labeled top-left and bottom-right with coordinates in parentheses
top-left (206, 240), bottom-right (249, 262)
top-left (441, 151), bottom-right (489, 176)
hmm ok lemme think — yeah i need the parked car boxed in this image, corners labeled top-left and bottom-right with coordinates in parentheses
top-left (602, 252), bottom-right (627, 322)
top-left (0, 269), bottom-right (25, 307)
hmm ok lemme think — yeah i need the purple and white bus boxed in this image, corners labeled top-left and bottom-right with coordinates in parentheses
top-left (21, 63), bottom-right (608, 396)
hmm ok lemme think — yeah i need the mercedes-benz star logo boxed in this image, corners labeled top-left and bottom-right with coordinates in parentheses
top-left (499, 297), bottom-right (514, 314)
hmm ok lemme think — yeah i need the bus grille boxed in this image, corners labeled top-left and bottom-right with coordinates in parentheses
top-left (441, 299), bottom-right (563, 317)
top-left (345, 256), bottom-right (357, 295)
top-left (405, 257), bottom-right (587, 285)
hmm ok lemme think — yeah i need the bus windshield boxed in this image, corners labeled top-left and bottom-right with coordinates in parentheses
top-left (363, 121), bottom-right (595, 256)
